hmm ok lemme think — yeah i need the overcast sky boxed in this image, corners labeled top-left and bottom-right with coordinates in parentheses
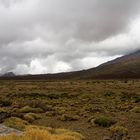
top-left (0, 0), bottom-right (140, 74)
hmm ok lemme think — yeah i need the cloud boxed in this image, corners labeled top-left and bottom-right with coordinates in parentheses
top-left (0, 0), bottom-right (140, 74)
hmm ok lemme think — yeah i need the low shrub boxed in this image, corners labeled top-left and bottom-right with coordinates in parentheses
top-left (18, 106), bottom-right (43, 113)
top-left (130, 106), bottom-right (140, 113)
top-left (0, 99), bottom-right (12, 107)
top-left (0, 108), bottom-right (8, 113)
top-left (110, 125), bottom-right (128, 140)
top-left (59, 114), bottom-right (79, 121)
top-left (93, 116), bottom-right (116, 127)
top-left (132, 96), bottom-right (140, 103)
top-left (24, 113), bottom-right (41, 122)
top-left (3, 117), bottom-right (29, 130)
top-left (104, 91), bottom-right (115, 97)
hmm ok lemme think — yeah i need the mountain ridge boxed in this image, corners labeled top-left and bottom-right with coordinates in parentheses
top-left (0, 50), bottom-right (140, 80)
top-left (1, 72), bottom-right (16, 77)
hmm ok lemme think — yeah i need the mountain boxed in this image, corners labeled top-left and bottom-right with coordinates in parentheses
top-left (80, 50), bottom-right (140, 79)
top-left (0, 50), bottom-right (140, 80)
top-left (1, 72), bottom-right (16, 77)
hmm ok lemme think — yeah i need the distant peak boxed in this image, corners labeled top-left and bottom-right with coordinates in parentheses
top-left (1, 72), bottom-right (15, 77)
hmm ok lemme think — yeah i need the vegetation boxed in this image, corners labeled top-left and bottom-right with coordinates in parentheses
top-left (18, 106), bottom-right (43, 113)
top-left (24, 113), bottom-right (41, 122)
top-left (0, 80), bottom-right (140, 139)
top-left (130, 106), bottom-right (140, 113)
top-left (110, 125), bottom-right (128, 140)
top-left (0, 126), bottom-right (85, 140)
top-left (3, 117), bottom-right (29, 130)
top-left (92, 116), bottom-right (116, 127)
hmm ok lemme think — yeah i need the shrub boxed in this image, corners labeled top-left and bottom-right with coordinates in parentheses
top-left (93, 116), bottom-right (116, 127)
top-left (104, 91), bottom-right (115, 97)
top-left (59, 114), bottom-right (79, 121)
top-left (3, 117), bottom-right (29, 130)
top-left (110, 125), bottom-right (128, 135)
top-left (110, 125), bottom-right (128, 140)
top-left (130, 106), bottom-right (140, 113)
top-left (18, 106), bottom-right (43, 113)
top-left (0, 99), bottom-right (12, 107)
top-left (46, 111), bottom-right (56, 117)
top-left (24, 113), bottom-right (41, 122)
top-left (0, 108), bottom-right (8, 113)
top-left (132, 96), bottom-right (140, 103)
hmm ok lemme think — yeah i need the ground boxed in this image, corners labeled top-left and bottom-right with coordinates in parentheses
top-left (0, 80), bottom-right (140, 140)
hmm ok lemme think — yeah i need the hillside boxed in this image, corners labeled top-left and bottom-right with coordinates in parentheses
top-left (81, 50), bottom-right (140, 79)
top-left (0, 50), bottom-right (140, 80)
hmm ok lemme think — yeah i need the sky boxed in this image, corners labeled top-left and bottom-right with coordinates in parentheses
top-left (0, 0), bottom-right (140, 74)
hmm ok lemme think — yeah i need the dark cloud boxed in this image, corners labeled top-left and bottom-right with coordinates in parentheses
top-left (0, 0), bottom-right (140, 74)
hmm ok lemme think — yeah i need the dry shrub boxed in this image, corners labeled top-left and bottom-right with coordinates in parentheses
top-left (0, 126), bottom-right (85, 140)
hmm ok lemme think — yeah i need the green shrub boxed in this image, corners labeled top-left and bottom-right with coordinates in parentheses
top-left (3, 117), bottom-right (29, 130)
top-left (130, 106), bottom-right (140, 113)
top-left (104, 91), bottom-right (115, 97)
top-left (132, 96), bottom-right (140, 103)
top-left (24, 113), bottom-right (41, 122)
top-left (93, 116), bottom-right (116, 127)
top-left (18, 105), bottom-right (43, 113)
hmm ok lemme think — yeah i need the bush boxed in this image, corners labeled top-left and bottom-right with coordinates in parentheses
top-left (110, 125), bottom-right (128, 140)
top-left (0, 99), bottom-right (12, 107)
top-left (93, 116), bottom-right (116, 127)
top-left (110, 125), bottom-right (128, 135)
top-left (59, 114), bottom-right (79, 121)
top-left (0, 108), bottom-right (8, 113)
top-left (104, 91), bottom-right (115, 97)
top-left (24, 113), bottom-right (41, 122)
top-left (3, 117), bottom-right (29, 130)
top-left (18, 106), bottom-right (43, 113)
top-left (132, 96), bottom-right (140, 103)
top-left (130, 106), bottom-right (140, 113)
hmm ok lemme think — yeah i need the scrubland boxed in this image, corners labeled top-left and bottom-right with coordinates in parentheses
top-left (0, 80), bottom-right (140, 140)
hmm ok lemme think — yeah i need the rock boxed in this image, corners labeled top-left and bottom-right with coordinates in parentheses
top-left (0, 124), bottom-right (23, 136)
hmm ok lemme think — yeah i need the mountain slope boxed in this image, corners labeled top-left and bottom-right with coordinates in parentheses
top-left (0, 50), bottom-right (140, 80)
top-left (81, 50), bottom-right (140, 79)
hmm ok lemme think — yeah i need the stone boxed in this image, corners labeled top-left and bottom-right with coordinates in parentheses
top-left (0, 124), bottom-right (23, 136)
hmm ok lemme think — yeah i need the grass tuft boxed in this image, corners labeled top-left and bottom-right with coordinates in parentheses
top-left (0, 126), bottom-right (85, 140)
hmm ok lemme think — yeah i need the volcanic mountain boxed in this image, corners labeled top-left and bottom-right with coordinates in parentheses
top-left (0, 50), bottom-right (140, 80)
top-left (1, 72), bottom-right (16, 77)
top-left (80, 50), bottom-right (140, 79)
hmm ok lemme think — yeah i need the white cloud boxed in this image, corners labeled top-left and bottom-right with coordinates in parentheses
top-left (0, 0), bottom-right (140, 74)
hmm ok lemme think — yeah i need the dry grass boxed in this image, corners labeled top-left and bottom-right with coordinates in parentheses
top-left (0, 126), bottom-right (84, 140)
top-left (0, 80), bottom-right (140, 139)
